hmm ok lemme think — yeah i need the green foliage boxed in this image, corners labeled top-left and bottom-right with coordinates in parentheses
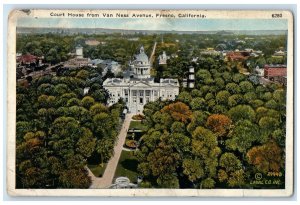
top-left (226, 120), bottom-right (261, 153)
top-left (16, 67), bottom-right (122, 188)
top-left (182, 158), bottom-right (204, 182)
top-left (228, 105), bottom-right (256, 122)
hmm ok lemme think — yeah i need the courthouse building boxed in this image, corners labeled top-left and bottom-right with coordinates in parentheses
top-left (103, 46), bottom-right (179, 113)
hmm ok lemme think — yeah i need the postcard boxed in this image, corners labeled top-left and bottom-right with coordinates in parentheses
top-left (6, 9), bottom-right (293, 197)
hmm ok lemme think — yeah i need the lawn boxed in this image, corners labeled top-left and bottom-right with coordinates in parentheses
top-left (129, 121), bottom-right (148, 131)
top-left (114, 151), bottom-right (139, 183)
top-left (87, 163), bottom-right (107, 177)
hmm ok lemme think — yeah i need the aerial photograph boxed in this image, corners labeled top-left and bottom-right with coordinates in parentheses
top-left (15, 14), bottom-right (288, 190)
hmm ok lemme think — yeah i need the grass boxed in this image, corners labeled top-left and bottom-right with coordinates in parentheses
top-left (129, 121), bottom-right (148, 131)
top-left (114, 151), bottom-right (139, 183)
top-left (87, 163), bottom-right (107, 177)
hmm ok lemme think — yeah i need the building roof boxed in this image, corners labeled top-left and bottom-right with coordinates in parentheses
top-left (135, 46), bottom-right (149, 63)
top-left (103, 77), bottom-right (179, 87)
top-left (264, 64), bottom-right (287, 68)
top-left (17, 54), bottom-right (38, 63)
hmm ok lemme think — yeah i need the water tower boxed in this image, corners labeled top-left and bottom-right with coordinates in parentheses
top-left (188, 66), bottom-right (195, 88)
top-left (75, 45), bottom-right (83, 58)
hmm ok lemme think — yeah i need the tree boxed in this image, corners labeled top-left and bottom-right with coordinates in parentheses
top-left (90, 103), bottom-right (108, 115)
top-left (196, 69), bottom-right (212, 83)
top-left (247, 141), bottom-right (283, 174)
top-left (170, 121), bottom-right (185, 134)
top-left (227, 105), bottom-right (256, 122)
top-left (265, 99), bottom-right (278, 110)
top-left (259, 116), bottom-right (280, 138)
top-left (219, 153), bottom-right (242, 172)
top-left (16, 131), bottom-right (49, 188)
top-left (147, 144), bottom-right (181, 187)
top-left (225, 82), bottom-right (241, 94)
top-left (243, 92), bottom-right (257, 103)
top-left (205, 114), bottom-right (232, 137)
top-left (216, 90), bottom-right (231, 105)
top-left (201, 178), bottom-right (216, 189)
top-left (161, 102), bottom-right (192, 124)
top-left (228, 94), bottom-right (243, 107)
top-left (227, 169), bottom-right (245, 188)
top-left (76, 70), bottom-right (89, 80)
top-left (96, 138), bottom-right (114, 167)
top-left (192, 127), bottom-right (221, 178)
top-left (250, 99), bottom-right (264, 108)
top-left (190, 97), bottom-right (206, 110)
top-left (239, 81), bottom-right (254, 93)
top-left (187, 111), bottom-right (208, 133)
top-left (222, 71), bottom-right (232, 83)
top-left (215, 77), bottom-right (225, 90)
top-left (232, 73), bottom-right (246, 83)
top-left (177, 91), bottom-right (192, 105)
top-left (182, 158), bottom-right (204, 183)
top-left (76, 128), bottom-right (96, 158)
top-left (226, 120), bottom-right (260, 154)
top-left (58, 168), bottom-right (91, 188)
top-left (218, 153), bottom-right (245, 188)
top-left (157, 174), bottom-right (180, 188)
top-left (81, 96), bottom-right (95, 109)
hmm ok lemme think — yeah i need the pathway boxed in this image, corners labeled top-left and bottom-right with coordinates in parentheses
top-left (149, 41), bottom-right (157, 67)
top-left (88, 113), bottom-right (133, 188)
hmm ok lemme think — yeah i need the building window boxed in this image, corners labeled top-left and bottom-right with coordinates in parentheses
top-left (140, 98), bottom-right (143, 104)
top-left (146, 97), bottom-right (150, 103)
top-left (125, 89), bottom-right (128, 96)
top-left (125, 98), bottom-right (128, 102)
top-left (154, 90), bottom-right (158, 96)
top-left (133, 98), bottom-right (137, 103)
top-left (132, 90), bottom-right (137, 97)
top-left (139, 90), bottom-right (144, 97)
top-left (146, 90), bottom-right (150, 96)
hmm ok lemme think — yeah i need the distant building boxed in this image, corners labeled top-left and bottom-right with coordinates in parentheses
top-left (90, 59), bottom-right (121, 75)
top-left (264, 64), bottom-right (287, 81)
top-left (64, 57), bottom-right (90, 68)
top-left (272, 50), bottom-right (286, 58)
top-left (75, 45), bottom-right (83, 58)
top-left (188, 66), bottom-right (195, 88)
top-left (183, 66), bottom-right (195, 88)
top-left (17, 54), bottom-right (39, 65)
top-left (85, 39), bottom-right (100, 46)
top-left (200, 48), bottom-right (221, 56)
top-left (158, 51), bottom-right (169, 65)
top-left (226, 51), bottom-right (249, 61)
top-left (255, 66), bottom-right (264, 77)
top-left (64, 46), bottom-right (90, 68)
top-left (103, 46), bottom-right (179, 114)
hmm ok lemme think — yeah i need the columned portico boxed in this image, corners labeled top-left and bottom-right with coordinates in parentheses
top-left (103, 46), bottom-right (179, 114)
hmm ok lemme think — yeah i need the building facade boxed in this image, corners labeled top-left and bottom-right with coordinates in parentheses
top-left (103, 46), bottom-right (179, 114)
top-left (264, 64), bottom-right (287, 81)
top-left (158, 51), bottom-right (168, 65)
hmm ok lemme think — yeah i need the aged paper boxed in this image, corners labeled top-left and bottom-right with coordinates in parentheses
top-left (7, 9), bottom-right (293, 197)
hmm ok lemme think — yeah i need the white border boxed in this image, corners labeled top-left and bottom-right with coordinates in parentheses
top-left (6, 9), bottom-right (294, 197)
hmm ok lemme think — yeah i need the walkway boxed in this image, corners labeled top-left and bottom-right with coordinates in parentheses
top-left (88, 113), bottom-right (133, 188)
top-left (149, 41), bottom-right (157, 67)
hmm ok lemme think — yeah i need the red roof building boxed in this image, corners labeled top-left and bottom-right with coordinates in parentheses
top-left (17, 54), bottom-right (38, 64)
top-left (264, 64), bottom-right (287, 80)
top-left (226, 51), bottom-right (249, 61)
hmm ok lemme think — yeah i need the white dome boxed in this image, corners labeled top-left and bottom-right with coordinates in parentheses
top-left (135, 46), bottom-right (149, 64)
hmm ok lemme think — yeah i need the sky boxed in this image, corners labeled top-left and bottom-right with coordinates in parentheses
top-left (17, 17), bottom-right (288, 31)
